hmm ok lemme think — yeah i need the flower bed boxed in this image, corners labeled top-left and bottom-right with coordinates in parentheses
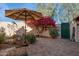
top-left (0, 39), bottom-right (28, 56)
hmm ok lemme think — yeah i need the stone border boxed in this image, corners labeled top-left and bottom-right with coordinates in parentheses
top-left (0, 46), bottom-right (28, 56)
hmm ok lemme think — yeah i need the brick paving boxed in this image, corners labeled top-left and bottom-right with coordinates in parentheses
top-left (27, 38), bottom-right (79, 56)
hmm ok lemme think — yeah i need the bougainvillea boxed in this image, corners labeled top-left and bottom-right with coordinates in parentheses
top-left (26, 16), bottom-right (56, 33)
top-left (29, 16), bottom-right (56, 27)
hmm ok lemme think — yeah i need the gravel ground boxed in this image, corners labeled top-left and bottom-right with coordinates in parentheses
top-left (27, 38), bottom-right (79, 56)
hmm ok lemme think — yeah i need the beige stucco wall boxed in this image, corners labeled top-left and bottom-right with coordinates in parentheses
top-left (75, 22), bottom-right (79, 42)
top-left (29, 24), bottom-right (61, 38)
top-left (70, 22), bottom-right (74, 40)
top-left (70, 21), bottom-right (79, 42)
top-left (56, 24), bottom-right (61, 39)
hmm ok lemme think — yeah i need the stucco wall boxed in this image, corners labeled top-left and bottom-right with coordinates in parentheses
top-left (29, 24), bottom-right (61, 38)
top-left (75, 22), bottom-right (79, 42)
top-left (70, 21), bottom-right (79, 42)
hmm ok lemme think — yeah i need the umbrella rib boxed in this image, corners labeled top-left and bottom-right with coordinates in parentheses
top-left (27, 11), bottom-right (35, 20)
top-left (28, 15), bottom-right (35, 20)
top-left (31, 11), bottom-right (42, 18)
top-left (15, 10), bottom-right (25, 20)
top-left (24, 10), bottom-right (42, 19)
top-left (16, 10), bottom-right (30, 20)
top-left (20, 10), bottom-right (35, 20)
top-left (6, 10), bottom-right (21, 17)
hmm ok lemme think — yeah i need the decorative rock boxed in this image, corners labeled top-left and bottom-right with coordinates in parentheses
top-left (7, 47), bottom-right (27, 56)
top-left (0, 47), bottom-right (28, 56)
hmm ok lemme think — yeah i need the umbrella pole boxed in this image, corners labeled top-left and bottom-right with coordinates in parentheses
top-left (24, 13), bottom-right (28, 55)
top-left (24, 19), bottom-right (28, 45)
top-left (24, 14), bottom-right (28, 55)
top-left (25, 19), bottom-right (26, 34)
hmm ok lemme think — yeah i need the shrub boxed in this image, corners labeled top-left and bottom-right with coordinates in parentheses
top-left (23, 33), bottom-right (36, 44)
top-left (0, 32), bottom-right (6, 44)
top-left (0, 27), bottom-right (6, 44)
top-left (49, 28), bottom-right (59, 38)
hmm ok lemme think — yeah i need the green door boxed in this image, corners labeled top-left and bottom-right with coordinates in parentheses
top-left (61, 23), bottom-right (70, 39)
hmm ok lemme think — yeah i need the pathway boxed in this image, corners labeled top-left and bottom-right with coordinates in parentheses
top-left (27, 38), bottom-right (79, 56)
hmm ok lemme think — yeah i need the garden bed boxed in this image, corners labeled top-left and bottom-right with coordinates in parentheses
top-left (0, 43), bottom-right (14, 50)
top-left (0, 40), bottom-right (28, 56)
top-left (0, 46), bottom-right (28, 56)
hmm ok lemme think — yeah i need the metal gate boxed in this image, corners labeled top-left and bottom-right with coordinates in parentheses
top-left (61, 23), bottom-right (70, 39)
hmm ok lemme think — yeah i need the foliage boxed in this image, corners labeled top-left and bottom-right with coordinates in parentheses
top-left (27, 16), bottom-right (56, 33)
top-left (49, 28), bottom-right (59, 38)
top-left (37, 3), bottom-right (79, 24)
top-left (0, 27), bottom-right (6, 44)
top-left (23, 33), bottom-right (36, 44)
top-left (34, 16), bottom-right (56, 27)
top-left (0, 27), bottom-right (5, 32)
top-left (37, 3), bottom-right (55, 16)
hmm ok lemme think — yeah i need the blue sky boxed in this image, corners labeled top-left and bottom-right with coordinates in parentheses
top-left (0, 3), bottom-right (65, 24)
top-left (0, 3), bottom-right (37, 22)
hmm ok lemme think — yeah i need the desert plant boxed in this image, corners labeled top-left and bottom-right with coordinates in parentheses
top-left (0, 27), bottom-right (6, 44)
top-left (49, 28), bottom-right (59, 38)
top-left (23, 33), bottom-right (36, 44)
top-left (0, 32), bottom-right (6, 44)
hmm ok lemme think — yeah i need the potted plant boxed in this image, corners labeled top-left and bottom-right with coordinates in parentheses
top-left (49, 28), bottom-right (59, 38)
top-left (23, 33), bottom-right (36, 44)
top-left (26, 33), bottom-right (36, 44)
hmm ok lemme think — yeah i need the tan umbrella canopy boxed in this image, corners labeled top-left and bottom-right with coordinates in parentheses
top-left (5, 8), bottom-right (43, 21)
top-left (5, 8), bottom-right (43, 32)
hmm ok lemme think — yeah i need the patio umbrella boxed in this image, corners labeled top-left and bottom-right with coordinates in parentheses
top-left (5, 8), bottom-right (43, 31)
top-left (5, 8), bottom-right (43, 45)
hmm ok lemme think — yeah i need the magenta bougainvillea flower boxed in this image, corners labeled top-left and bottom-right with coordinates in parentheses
top-left (26, 16), bottom-right (56, 28)
top-left (35, 16), bottom-right (56, 27)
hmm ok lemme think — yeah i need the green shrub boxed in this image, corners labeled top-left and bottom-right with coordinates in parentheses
top-left (49, 28), bottom-right (59, 38)
top-left (23, 33), bottom-right (36, 44)
top-left (0, 32), bottom-right (6, 44)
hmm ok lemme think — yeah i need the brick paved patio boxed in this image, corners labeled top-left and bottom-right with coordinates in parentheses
top-left (27, 38), bottom-right (79, 56)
